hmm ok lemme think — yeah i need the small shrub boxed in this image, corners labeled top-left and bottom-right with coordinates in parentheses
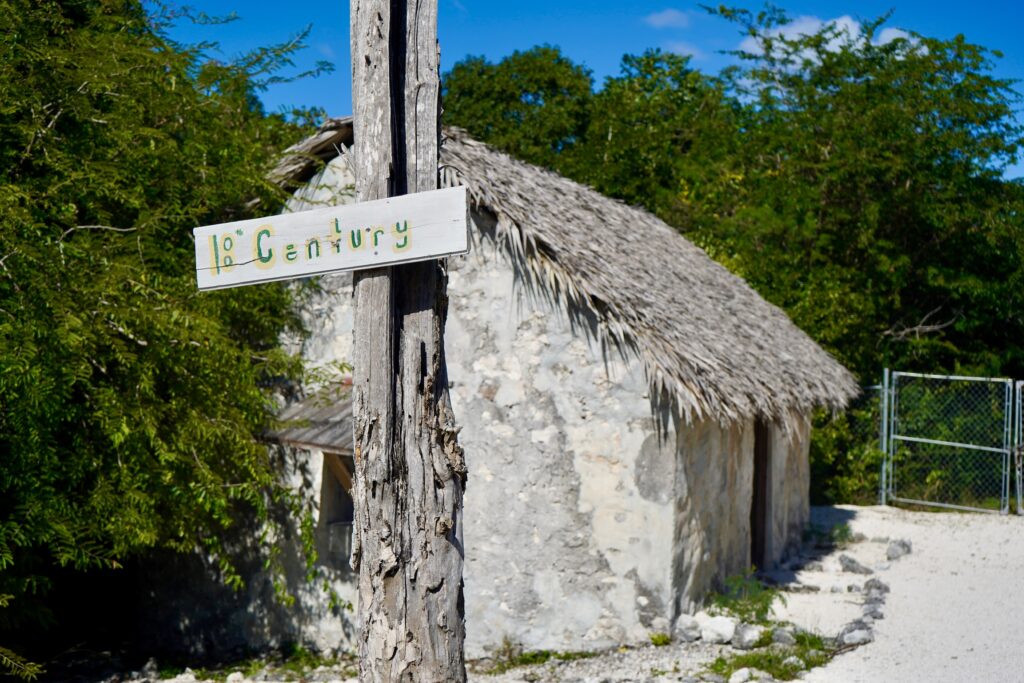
top-left (649, 632), bottom-right (672, 647)
top-left (706, 631), bottom-right (833, 681)
top-left (708, 568), bottom-right (783, 624)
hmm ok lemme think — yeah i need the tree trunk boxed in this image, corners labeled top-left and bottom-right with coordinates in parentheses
top-left (349, 1), bottom-right (467, 681)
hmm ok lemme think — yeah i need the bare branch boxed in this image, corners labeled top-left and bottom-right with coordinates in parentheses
top-left (60, 224), bottom-right (137, 242)
top-left (883, 305), bottom-right (960, 341)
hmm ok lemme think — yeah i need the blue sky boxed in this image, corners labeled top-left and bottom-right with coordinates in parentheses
top-left (165, 1), bottom-right (1024, 175)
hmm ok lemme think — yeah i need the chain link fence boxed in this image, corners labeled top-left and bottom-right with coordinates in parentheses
top-left (881, 371), bottom-right (1013, 514)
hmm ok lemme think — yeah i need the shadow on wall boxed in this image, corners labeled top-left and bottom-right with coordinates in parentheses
top-left (131, 446), bottom-right (357, 661)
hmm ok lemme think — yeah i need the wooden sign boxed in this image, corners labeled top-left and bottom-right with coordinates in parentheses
top-left (193, 186), bottom-right (469, 290)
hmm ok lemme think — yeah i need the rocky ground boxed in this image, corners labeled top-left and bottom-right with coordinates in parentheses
top-left (86, 506), bottom-right (921, 683)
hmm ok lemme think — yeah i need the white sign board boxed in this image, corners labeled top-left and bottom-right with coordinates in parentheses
top-left (194, 186), bottom-right (469, 291)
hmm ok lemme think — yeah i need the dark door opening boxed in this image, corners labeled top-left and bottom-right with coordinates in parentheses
top-left (750, 420), bottom-right (770, 570)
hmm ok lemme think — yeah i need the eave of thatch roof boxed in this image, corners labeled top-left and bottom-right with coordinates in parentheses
top-left (271, 117), bottom-right (859, 424)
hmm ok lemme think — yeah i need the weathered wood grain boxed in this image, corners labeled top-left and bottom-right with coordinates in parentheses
top-left (350, 0), bottom-right (466, 680)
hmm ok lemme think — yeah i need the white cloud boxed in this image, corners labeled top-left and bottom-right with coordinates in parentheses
top-left (878, 27), bottom-right (911, 44)
top-left (317, 43), bottom-right (336, 59)
top-left (666, 41), bottom-right (706, 60)
top-left (645, 9), bottom-right (690, 29)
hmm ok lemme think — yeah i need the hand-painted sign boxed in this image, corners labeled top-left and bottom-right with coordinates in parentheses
top-left (194, 186), bottom-right (469, 291)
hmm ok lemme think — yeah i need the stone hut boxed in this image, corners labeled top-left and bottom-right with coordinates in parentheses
top-left (260, 117), bottom-right (859, 658)
top-left (156, 118), bottom-right (856, 659)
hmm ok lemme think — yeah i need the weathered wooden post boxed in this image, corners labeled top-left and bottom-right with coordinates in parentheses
top-left (349, 1), bottom-right (467, 682)
top-left (193, 2), bottom-right (466, 677)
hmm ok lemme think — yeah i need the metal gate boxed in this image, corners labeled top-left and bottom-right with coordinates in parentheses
top-left (1016, 381), bottom-right (1024, 514)
top-left (882, 371), bottom-right (1013, 514)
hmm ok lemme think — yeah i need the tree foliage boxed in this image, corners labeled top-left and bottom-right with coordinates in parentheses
top-left (704, 6), bottom-right (1024, 378)
top-left (444, 8), bottom-right (1024, 502)
top-left (0, 0), bottom-right (320, 651)
top-left (443, 45), bottom-right (593, 169)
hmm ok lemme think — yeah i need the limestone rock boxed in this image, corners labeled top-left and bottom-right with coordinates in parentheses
top-left (732, 624), bottom-right (765, 650)
top-left (226, 673), bottom-right (244, 683)
top-left (887, 539), bottom-right (912, 560)
top-left (841, 628), bottom-right (874, 646)
top-left (696, 611), bottom-right (737, 644)
top-left (864, 577), bottom-right (891, 593)
top-left (782, 655), bottom-right (806, 671)
top-left (783, 583), bottom-right (820, 593)
top-left (839, 619), bottom-right (875, 646)
top-left (838, 554), bottom-right (873, 575)
top-left (728, 668), bottom-right (752, 683)
top-left (141, 659), bottom-right (159, 679)
top-left (772, 627), bottom-right (796, 646)
top-left (863, 603), bottom-right (885, 619)
top-left (674, 614), bottom-right (703, 642)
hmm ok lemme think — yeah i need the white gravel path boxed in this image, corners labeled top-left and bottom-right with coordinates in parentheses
top-left (800, 504), bottom-right (1024, 683)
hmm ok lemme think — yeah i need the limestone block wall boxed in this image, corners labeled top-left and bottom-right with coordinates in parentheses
top-left (669, 416), bottom-right (812, 619)
top-left (767, 418), bottom-right (812, 566)
top-left (671, 418), bottom-right (755, 616)
top-left (443, 237), bottom-right (678, 658)
top-left (294, 231), bottom-right (680, 657)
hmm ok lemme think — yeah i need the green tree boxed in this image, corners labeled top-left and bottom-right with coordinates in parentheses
top-left (700, 7), bottom-right (1024, 502)
top-left (443, 45), bottom-right (593, 169)
top-left (567, 50), bottom-right (739, 229)
top-left (0, 0), bottom-right (322, 663)
top-left (702, 7), bottom-right (1024, 380)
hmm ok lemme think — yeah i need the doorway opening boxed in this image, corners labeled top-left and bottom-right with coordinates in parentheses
top-left (750, 420), bottom-right (771, 570)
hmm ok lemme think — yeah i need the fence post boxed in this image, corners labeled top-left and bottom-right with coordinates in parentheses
top-left (879, 368), bottom-right (889, 506)
top-left (1016, 382), bottom-right (1022, 515)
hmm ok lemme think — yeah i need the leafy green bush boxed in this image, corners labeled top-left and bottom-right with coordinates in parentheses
top-left (0, 0), bottom-right (327, 658)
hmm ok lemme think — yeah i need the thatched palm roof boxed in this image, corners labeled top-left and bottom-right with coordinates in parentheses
top-left (272, 117), bottom-right (858, 424)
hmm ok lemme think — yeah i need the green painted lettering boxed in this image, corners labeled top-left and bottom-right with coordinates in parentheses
top-left (256, 228), bottom-right (273, 263)
top-left (306, 238), bottom-right (321, 260)
top-left (392, 220), bottom-right (410, 252)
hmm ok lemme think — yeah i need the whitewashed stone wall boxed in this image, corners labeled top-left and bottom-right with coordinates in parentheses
top-left (293, 235), bottom-right (811, 657)
top-left (671, 418), bottom-right (755, 615)
top-left (768, 418), bottom-right (812, 566)
top-left (294, 234), bottom-right (679, 658)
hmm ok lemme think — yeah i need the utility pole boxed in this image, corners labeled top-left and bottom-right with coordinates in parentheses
top-left (349, 1), bottom-right (467, 681)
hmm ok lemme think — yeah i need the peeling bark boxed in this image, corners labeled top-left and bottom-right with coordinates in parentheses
top-left (350, 0), bottom-right (466, 681)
